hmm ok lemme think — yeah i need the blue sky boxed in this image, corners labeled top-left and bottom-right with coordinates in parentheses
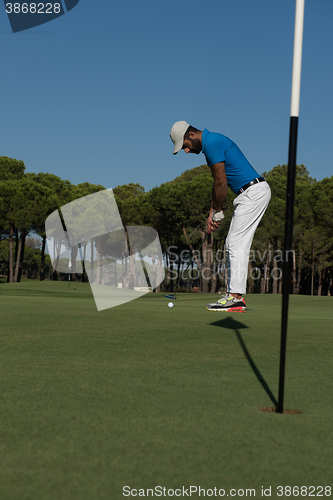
top-left (1, 0), bottom-right (332, 192)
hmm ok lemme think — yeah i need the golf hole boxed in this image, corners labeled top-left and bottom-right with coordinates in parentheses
top-left (259, 407), bottom-right (302, 415)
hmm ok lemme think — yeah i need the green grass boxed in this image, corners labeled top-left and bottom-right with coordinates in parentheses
top-left (0, 281), bottom-right (332, 499)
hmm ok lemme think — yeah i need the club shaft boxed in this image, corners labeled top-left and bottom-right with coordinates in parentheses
top-left (172, 233), bottom-right (208, 295)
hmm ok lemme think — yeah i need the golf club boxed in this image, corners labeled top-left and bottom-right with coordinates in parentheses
top-left (164, 231), bottom-right (210, 300)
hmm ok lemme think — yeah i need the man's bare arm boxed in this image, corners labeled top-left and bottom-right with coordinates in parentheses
top-left (207, 162), bottom-right (228, 233)
top-left (211, 161), bottom-right (228, 211)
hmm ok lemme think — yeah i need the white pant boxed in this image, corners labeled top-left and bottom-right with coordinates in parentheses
top-left (226, 181), bottom-right (271, 294)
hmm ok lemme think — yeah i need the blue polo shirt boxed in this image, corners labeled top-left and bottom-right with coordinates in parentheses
top-left (201, 129), bottom-right (261, 193)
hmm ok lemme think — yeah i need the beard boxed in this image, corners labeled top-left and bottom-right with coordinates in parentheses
top-left (189, 138), bottom-right (202, 154)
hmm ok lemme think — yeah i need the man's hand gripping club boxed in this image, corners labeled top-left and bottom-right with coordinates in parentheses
top-left (207, 208), bottom-right (225, 234)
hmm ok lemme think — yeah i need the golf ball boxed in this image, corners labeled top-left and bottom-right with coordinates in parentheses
top-left (168, 302), bottom-right (174, 308)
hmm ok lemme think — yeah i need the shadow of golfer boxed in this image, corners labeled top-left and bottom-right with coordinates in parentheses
top-left (210, 317), bottom-right (277, 408)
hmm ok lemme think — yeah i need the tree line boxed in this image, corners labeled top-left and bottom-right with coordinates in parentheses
top-left (1, 156), bottom-right (332, 295)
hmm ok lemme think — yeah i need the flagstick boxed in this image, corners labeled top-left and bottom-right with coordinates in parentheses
top-left (277, 0), bottom-right (305, 414)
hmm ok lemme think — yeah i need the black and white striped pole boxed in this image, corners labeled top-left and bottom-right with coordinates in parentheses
top-left (277, 0), bottom-right (305, 414)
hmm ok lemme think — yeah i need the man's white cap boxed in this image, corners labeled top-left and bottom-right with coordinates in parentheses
top-left (170, 121), bottom-right (190, 155)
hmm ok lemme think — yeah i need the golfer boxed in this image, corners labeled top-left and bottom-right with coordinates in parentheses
top-left (170, 121), bottom-right (271, 312)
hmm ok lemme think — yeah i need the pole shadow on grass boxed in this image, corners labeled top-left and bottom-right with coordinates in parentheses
top-left (210, 317), bottom-right (277, 408)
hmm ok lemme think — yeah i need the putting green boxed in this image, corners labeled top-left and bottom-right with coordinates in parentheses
top-left (0, 281), bottom-right (332, 499)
